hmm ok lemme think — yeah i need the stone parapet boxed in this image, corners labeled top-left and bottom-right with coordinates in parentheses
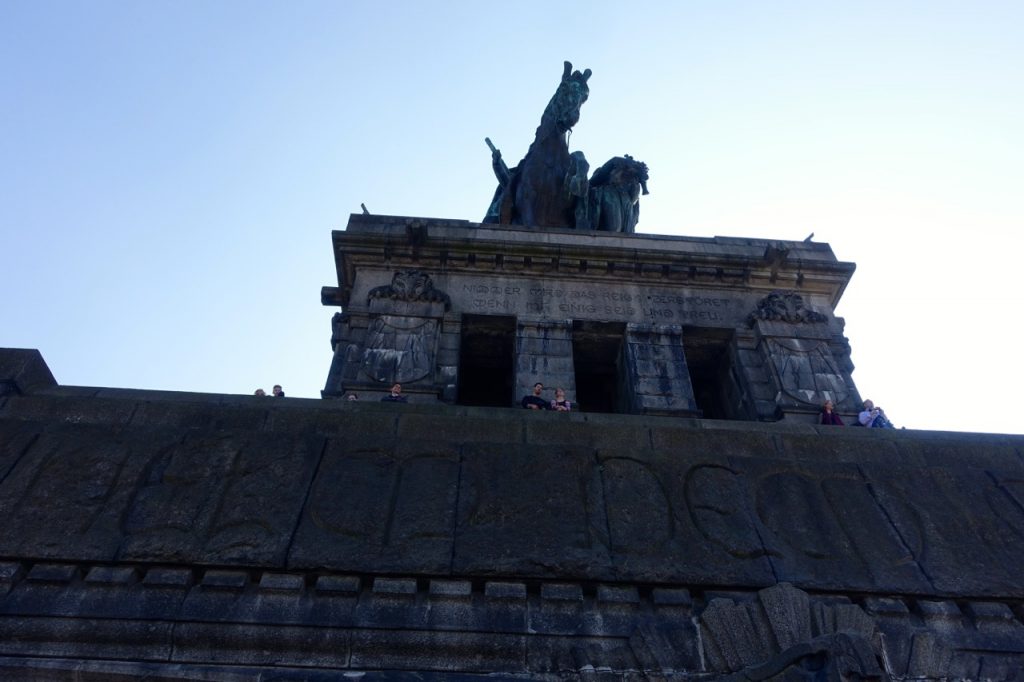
top-left (2, 364), bottom-right (1022, 594)
top-left (3, 348), bottom-right (1024, 678)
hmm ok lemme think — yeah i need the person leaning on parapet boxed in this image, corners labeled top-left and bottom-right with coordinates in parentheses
top-left (820, 399), bottom-right (843, 425)
top-left (381, 383), bottom-right (408, 403)
top-left (521, 382), bottom-right (550, 410)
top-left (272, 384), bottom-right (285, 398)
top-left (551, 387), bottom-right (572, 412)
top-left (858, 399), bottom-right (894, 428)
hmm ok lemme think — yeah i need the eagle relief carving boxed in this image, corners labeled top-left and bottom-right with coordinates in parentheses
top-left (360, 270), bottom-right (449, 385)
top-left (367, 270), bottom-right (451, 308)
top-left (748, 291), bottom-right (828, 325)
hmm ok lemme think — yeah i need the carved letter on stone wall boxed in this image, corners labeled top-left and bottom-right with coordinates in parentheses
top-left (766, 338), bottom-right (849, 406)
top-left (602, 457), bottom-right (674, 554)
top-left (685, 464), bottom-right (767, 560)
top-left (361, 315), bottom-right (438, 384)
top-left (0, 432), bottom-right (171, 559)
top-left (120, 434), bottom-right (239, 560)
top-left (293, 443), bottom-right (459, 573)
top-left (119, 432), bottom-right (321, 565)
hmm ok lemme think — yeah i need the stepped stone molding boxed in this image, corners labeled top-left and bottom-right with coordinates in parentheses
top-left (1, 557), bottom-right (1023, 678)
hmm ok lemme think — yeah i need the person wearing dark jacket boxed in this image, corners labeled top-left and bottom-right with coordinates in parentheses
top-left (820, 399), bottom-right (844, 425)
top-left (381, 383), bottom-right (408, 403)
top-left (521, 382), bottom-right (550, 410)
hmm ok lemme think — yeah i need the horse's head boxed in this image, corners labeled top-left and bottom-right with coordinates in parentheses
top-left (544, 61), bottom-right (591, 134)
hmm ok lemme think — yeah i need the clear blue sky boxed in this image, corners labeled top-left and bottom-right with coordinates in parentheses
top-left (2, 1), bottom-right (1022, 434)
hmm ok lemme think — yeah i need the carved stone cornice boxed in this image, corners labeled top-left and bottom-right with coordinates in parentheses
top-left (325, 214), bottom-right (856, 310)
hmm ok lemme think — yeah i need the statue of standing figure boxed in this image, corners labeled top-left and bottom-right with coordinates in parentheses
top-left (483, 61), bottom-right (649, 233)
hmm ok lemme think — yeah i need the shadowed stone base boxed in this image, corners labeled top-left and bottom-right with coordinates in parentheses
top-left (2, 348), bottom-right (1024, 679)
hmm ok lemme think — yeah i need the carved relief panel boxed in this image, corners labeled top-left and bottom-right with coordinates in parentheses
top-left (325, 269), bottom-right (452, 395)
top-left (746, 291), bottom-right (859, 417)
top-left (360, 315), bottom-right (438, 384)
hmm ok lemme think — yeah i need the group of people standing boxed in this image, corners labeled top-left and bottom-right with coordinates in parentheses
top-left (253, 385), bottom-right (285, 398)
top-left (821, 398), bottom-right (895, 428)
top-left (521, 382), bottom-right (572, 412)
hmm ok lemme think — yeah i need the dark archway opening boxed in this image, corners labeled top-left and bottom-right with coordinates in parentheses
top-left (572, 321), bottom-right (626, 413)
top-left (682, 327), bottom-right (742, 420)
top-left (457, 315), bottom-right (516, 407)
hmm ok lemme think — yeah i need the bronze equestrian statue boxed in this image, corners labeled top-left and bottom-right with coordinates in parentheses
top-left (487, 61), bottom-right (592, 229)
top-left (484, 62), bottom-right (649, 233)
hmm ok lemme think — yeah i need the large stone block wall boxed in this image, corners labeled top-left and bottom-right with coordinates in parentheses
top-left (2, 348), bottom-right (1024, 679)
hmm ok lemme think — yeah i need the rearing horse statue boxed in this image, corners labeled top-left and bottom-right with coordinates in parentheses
top-left (498, 61), bottom-right (592, 229)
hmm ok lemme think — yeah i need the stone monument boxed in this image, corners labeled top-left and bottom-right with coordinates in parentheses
top-left (323, 61), bottom-right (860, 422)
top-left (322, 221), bottom-right (859, 422)
top-left (0, 62), bottom-right (1022, 680)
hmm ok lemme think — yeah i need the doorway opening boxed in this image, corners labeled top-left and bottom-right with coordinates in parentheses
top-left (682, 327), bottom-right (743, 420)
top-left (572, 321), bottom-right (627, 413)
top-left (458, 315), bottom-right (516, 407)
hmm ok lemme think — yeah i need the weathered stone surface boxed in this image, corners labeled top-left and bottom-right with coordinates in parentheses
top-left (289, 435), bottom-right (459, 574)
top-left (5, 347), bottom-right (1024, 678)
top-left (350, 629), bottom-right (527, 672)
top-left (0, 425), bottom-right (179, 561)
top-left (119, 431), bottom-right (323, 566)
top-left (4, 380), bottom-right (1024, 603)
top-left (0, 347), bottom-right (56, 395)
top-left (525, 412), bottom-right (655, 450)
top-left (739, 457), bottom-right (932, 593)
top-left (398, 410), bottom-right (523, 444)
top-left (0, 615), bottom-right (173, 661)
top-left (172, 622), bottom-right (351, 667)
top-left (128, 400), bottom-right (268, 431)
top-left (699, 583), bottom-right (882, 676)
top-left (864, 462), bottom-right (1024, 595)
top-left (0, 393), bottom-right (137, 426)
top-left (0, 421), bottom-right (33, 483)
top-left (527, 633), bottom-right (640, 675)
top-left (453, 442), bottom-right (611, 579)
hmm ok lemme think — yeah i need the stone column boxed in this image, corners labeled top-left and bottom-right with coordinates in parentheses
top-left (622, 323), bottom-right (700, 417)
top-left (515, 320), bottom-right (575, 407)
top-left (436, 312), bottom-right (461, 403)
top-left (731, 328), bottom-right (776, 420)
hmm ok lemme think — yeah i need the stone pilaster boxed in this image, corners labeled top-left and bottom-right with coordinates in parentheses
top-left (622, 323), bottom-right (699, 416)
top-left (515, 320), bottom-right (575, 406)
